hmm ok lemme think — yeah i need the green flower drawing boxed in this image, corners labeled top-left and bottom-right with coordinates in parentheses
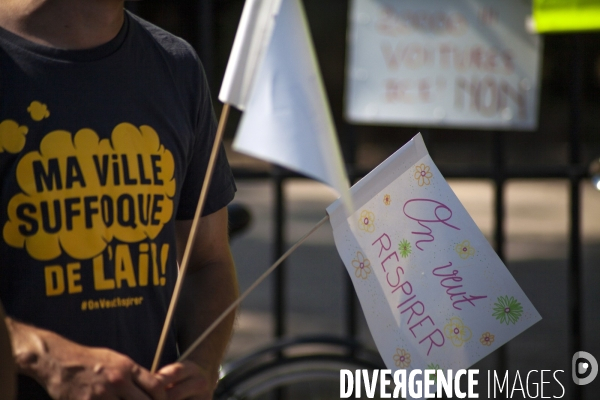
top-left (492, 295), bottom-right (523, 325)
top-left (426, 363), bottom-right (441, 383)
top-left (398, 239), bottom-right (412, 258)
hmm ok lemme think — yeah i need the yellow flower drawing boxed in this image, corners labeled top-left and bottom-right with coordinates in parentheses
top-left (358, 210), bottom-right (375, 233)
top-left (455, 240), bottom-right (475, 259)
top-left (383, 194), bottom-right (391, 205)
top-left (480, 332), bottom-right (495, 346)
top-left (414, 163), bottom-right (433, 186)
top-left (444, 317), bottom-right (472, 347)
top-left (393, 348), bottom-right (411, 368)
top-left (352, 251), bottom-right (372, 280)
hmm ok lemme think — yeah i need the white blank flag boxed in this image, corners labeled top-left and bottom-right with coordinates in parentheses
top-left (232, 0), bottom-right (351, 207)
top-left (219, 0), bottom-right (282, 110)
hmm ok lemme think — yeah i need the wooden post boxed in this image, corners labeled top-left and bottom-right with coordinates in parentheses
top-left (151, 104), bottom-right (231, 372)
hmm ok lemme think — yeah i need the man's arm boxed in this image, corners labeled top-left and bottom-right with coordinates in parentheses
top-left (5, 317), bottom-right (166, 400)
top-left (159, 206), bottom-right (238, 400)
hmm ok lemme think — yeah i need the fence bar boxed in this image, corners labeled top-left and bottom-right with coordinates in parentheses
top-left (273, 168), bottom-right (287, 338)
top-left (232, 165), bottom-right (589, 182)
top-left (343, 124), bottom-right (359, 341)
top-left (196, 0), bottom-right (215, 85)
top-left (492, 131), bottom-right (508, 394)
top-left (568, 34), bottom-right (583, 400)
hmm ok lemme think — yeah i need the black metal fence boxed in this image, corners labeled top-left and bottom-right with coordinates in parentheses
top-left (228, 36), bottom-right (590, 399)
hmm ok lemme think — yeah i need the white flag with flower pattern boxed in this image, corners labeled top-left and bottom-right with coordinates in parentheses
top-left (326, 133), bottom-right (541, 378)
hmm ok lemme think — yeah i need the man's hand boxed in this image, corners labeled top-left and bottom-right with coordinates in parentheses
top-left (158, 361), bottom-right (215, 400)
top-left (42, 346), bottom-right (167, 400)
top-left (7, 318), bottom-right (167, 400)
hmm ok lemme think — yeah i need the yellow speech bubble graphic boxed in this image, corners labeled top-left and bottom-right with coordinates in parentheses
top-left (0, 119), bottom-right (28, 153)
top-left (3, 123), bottom-right (176, 261)
top-left (27, 101), bottom-right (50, 121)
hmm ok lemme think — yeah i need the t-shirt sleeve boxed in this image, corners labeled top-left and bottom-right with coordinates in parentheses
top-left (176, 57), bottom-right (236, 220)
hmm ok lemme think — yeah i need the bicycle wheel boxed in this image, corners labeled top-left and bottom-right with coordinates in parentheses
top-left (215, 336), bottom-right (386, 400)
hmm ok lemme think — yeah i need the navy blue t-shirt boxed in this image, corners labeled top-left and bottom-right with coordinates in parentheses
top-left (0, 10), bottom-right (235, 397)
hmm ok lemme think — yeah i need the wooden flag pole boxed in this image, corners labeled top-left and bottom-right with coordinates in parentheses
top-left (151, 103), bottom-right (231, 373)
top-left (177, 214), bottom-right (329, 363)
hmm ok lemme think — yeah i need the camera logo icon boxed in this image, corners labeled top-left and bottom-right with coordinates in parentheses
top-left (572, 351), bottom-right (598, 385)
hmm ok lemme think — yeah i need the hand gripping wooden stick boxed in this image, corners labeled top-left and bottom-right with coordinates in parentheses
top-left (151, 104), bottom-right (231, 373)
top-left (177, 214), bottom-right (329, 363)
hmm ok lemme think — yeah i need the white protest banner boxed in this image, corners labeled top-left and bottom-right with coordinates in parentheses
top-left (345, 0), bottom-right (542, 130)
top-left (327, 134), bottom-right (541, 376)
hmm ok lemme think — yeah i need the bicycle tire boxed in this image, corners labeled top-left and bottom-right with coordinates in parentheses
top-left (216, 354), bottom-right (384, 400)
top-left (215, 336), bottom-right (386, 400)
